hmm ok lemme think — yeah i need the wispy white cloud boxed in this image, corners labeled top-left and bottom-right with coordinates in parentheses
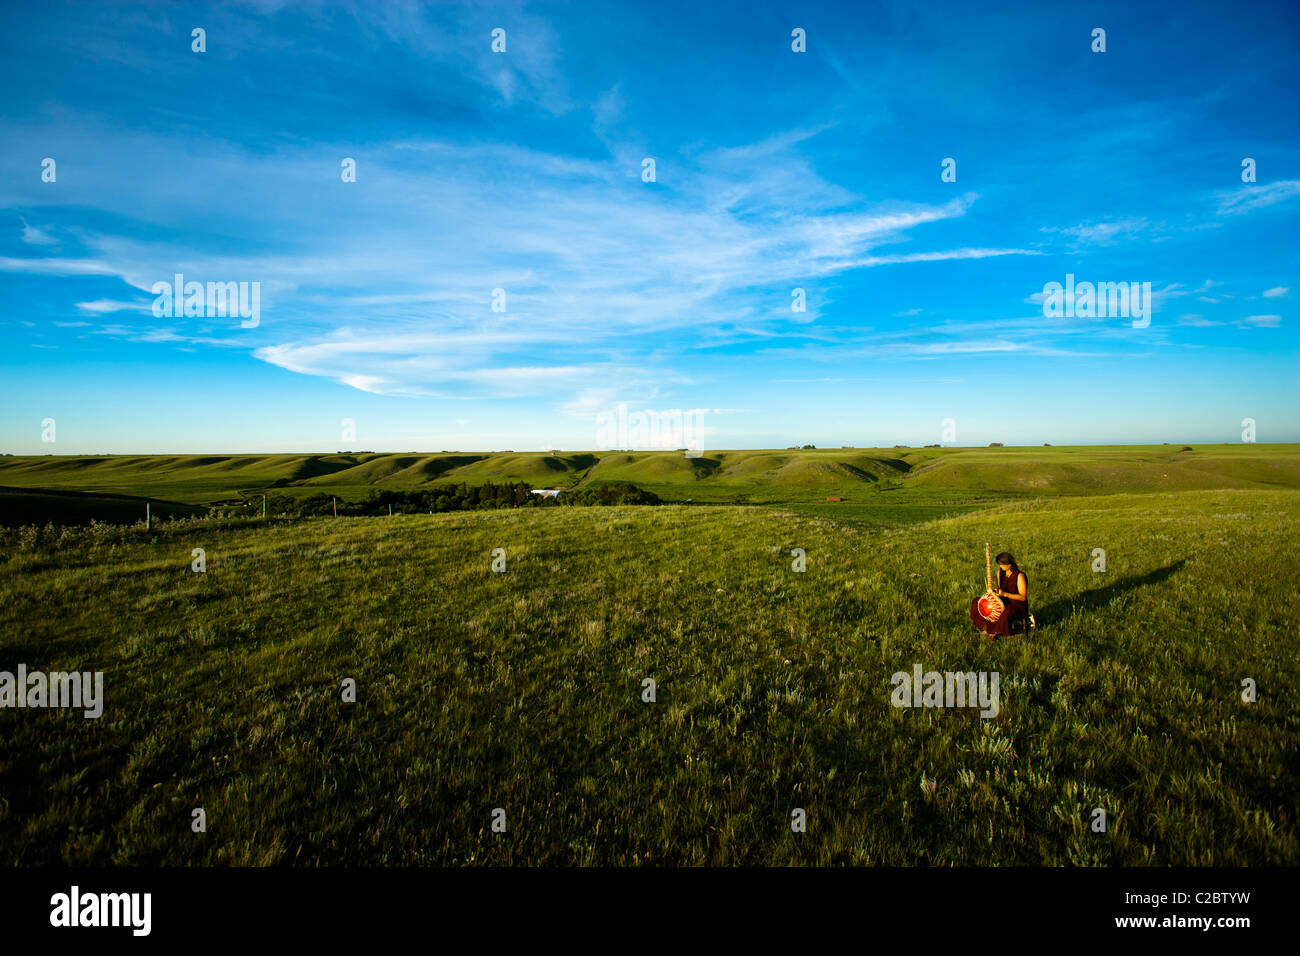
top-left (751, 311), bottom-right (1129, 362)
top-left (355, 1), bottom-right (574, 115)
top-left (0, 256), bottom-right (118, 276)
top-left (7, 126), bottom-right (1038, 401)
top-left (849, 246), bottom-right (1041, 268)
top-left (1216, 180), bottom-right (1300, 215)
top-left (75, 298), bottom-right (151, 314)
top-left (1041, 218), bottom-right (1148, 247)
top-left (19, 219), bottom-right (55, 246)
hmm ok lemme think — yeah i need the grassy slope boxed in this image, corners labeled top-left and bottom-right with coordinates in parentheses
top-left (1, 488), bottom-right (1295, 865)
top-left (903, 445), bottom-right (1300, 495)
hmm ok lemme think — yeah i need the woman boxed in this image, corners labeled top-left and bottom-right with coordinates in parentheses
top-left (970, 551), bottom-right (1028, 637)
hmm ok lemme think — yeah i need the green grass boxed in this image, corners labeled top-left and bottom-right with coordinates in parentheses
top-left (1, 488), bottom-right (1295, 865)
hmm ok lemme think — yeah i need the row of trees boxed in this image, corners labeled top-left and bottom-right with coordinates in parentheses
top-left (225, 481), bottom-right (660, 518)
top-left (559, 482), bottom-right (661, 506)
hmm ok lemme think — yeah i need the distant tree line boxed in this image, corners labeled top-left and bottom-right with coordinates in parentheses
top-left (226, 480), bottom-right (659, 518)
top-left (559, 482), bottom-right (660, 506)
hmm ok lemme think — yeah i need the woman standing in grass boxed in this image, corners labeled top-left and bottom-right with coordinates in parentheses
top-left (970, 551), bottom-right (1029, 637)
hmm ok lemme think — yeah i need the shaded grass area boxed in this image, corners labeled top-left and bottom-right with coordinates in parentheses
top-left (767, 499), bottom-right (990, 527)
top-left (0, 486), bottom-right (205, 528)
top-left (0, 489), bottom-right (1295, 865)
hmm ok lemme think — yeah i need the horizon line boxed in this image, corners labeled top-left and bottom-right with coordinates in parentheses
top-left (3, 441), bottom-right (1297, 458)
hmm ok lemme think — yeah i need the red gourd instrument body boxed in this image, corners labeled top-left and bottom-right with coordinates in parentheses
top-left (977, 542), bottom-right (1005, 622)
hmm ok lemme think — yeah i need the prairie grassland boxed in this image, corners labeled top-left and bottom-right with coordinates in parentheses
top-left (0, 489), bottom-right (1296, 865)
top-left (2, 444), bottom-right (1297, 507)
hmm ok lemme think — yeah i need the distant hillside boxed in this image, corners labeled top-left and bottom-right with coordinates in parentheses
top-left (0, 454), bottom-right (366, 502)
top-left (901, 445), bottom-right (1300, 495)
top-left (0, 444), bottom-right (1296, 509)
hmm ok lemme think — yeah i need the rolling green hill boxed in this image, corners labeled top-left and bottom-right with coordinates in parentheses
top-left (0, 444), bottom-right (1296, 521)
top-left (0, 454), bottom-right (366, 502)
top-left (902, 445), bottom-right (1300, 495)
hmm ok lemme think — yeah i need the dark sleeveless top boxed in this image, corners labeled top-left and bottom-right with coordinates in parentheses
top-left (998, 567), bottom-right (1027, 611)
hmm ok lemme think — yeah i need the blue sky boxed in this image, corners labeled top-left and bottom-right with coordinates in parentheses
top-left (1, 0), bottom-right (1297, 454)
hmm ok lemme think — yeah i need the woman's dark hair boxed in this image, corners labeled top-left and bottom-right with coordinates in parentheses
top-left (995, 552), bottom-right (1017, 568)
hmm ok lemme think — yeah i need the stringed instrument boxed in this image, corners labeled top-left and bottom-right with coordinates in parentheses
top-left (976, 541), bottom-right (1004, 622)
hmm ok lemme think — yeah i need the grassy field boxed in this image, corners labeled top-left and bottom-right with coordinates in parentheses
top-left (1, 487), bottom-right (1295, 865)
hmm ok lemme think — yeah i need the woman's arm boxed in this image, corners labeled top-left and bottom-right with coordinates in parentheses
top-left (998, 572), bottom-right (1027, 602)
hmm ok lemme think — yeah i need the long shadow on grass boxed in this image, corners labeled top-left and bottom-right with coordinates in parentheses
top-left (1034, 558), bottom-right (1187, 626)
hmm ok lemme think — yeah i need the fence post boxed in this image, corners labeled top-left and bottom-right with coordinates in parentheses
top-left (262, 494), bottom-right (266, 521)
top-left (333, 496), bottom-right (337, 517)
top-left (146, 501), bottom-right (151, 531)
